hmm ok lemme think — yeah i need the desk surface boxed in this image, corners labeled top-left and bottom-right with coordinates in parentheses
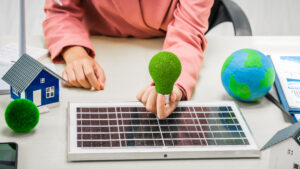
top-left (1, 36), bottom-right (299, 169)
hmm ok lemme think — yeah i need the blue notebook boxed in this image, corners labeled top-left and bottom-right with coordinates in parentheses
top-left (271, 55), bottom-right (300, 123)
top-left (274, 73), bottom-right (299, 122)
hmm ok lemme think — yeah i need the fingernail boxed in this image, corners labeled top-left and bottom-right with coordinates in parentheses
top-left (99, 81), bottom-right (104, 90)
top-left (173, 94), bottom-right (177, 102)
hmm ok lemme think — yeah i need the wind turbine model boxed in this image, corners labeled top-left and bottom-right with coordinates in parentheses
top-left (18, 0), bottom-right (62, 57)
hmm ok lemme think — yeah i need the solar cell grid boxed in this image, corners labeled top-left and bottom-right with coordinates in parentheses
top-left (68, 102), bottom-right (260, 160)
top-left (75, 105), bottom-right (248, 148)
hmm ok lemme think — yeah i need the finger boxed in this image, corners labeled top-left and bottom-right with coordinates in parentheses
top-left (162, 100), bottom-right (180, 119)
top-left (169, 91), bottom-right (181, 103)
top-left (94, 64), bottom-right (106, 89)
top-left (136, 86), bottom-right (148, 101)
top-left (73, 63), bottom-right (91, 89)
top-left (161, 88), bottom-right (182, 118)
top-left (145, 91), bottom-right (157, 113)
top-left (83, 64), bottom-right (100, 90)
top-left (141, 87), bottom-right (154, 105)
top-left (62, 71), bottom-right (71, 87)
top-left (172, 86), bottom-right (183, 102)
top-left (66, 67), bottom-right (81, 87)
top-left (156, 94), bottom-right (165, 119)
top-left (170, 92), bottom-right (176, 103)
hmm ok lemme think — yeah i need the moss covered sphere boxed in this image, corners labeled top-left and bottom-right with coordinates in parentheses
top-left (5, 99), bottom-right (39, 133)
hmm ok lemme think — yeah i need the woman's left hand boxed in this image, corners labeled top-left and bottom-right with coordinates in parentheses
top-left (137, 85), bottom-right (182, 119)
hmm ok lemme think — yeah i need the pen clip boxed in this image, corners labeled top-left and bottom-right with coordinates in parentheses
top-left (55, 0), bottom-right (62, 6)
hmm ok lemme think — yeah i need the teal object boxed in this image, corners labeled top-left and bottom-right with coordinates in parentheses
top-left (221, 49), bottom-right (275, 101)
top-left (261, 122), bottom-right (300, 150)
top-left (149, 51), bottom-right (181, 94)
top-left (5, 99), bottom-right (39, 133)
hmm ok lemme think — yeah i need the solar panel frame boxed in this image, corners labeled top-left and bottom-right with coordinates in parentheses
top-left (68, 101), bottom-right (260, 161)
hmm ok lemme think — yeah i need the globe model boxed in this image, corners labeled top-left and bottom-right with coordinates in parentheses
top-left (5, 99), bottom-right (39, 133)
top-left (221, 49), bottom-right (275, 101)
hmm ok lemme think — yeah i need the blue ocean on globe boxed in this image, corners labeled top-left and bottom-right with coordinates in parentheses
top-left (221, 49), bottom-right (275, 101)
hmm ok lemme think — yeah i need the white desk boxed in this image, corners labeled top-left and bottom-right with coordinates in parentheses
top-left (1, 36), bottom-right (299, 169)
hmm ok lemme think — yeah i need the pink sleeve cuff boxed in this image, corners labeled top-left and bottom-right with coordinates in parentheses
top-left (48, 36), bottom-right (95, 64)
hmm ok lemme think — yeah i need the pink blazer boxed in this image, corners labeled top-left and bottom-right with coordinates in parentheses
top-left (43, 0), bottom-right (213, 100)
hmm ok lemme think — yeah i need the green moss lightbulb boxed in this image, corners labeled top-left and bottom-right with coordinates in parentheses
top-left (149, 51), bottom-right (182, 104)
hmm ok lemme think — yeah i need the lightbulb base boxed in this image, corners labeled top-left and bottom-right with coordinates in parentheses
top-left (164, 94), bottom-right (169, 105)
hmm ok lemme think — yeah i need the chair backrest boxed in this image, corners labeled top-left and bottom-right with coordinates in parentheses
top-left (207, 0), bottom-right (229, 33)
top-left (206, 0), bottom-right (252, 36)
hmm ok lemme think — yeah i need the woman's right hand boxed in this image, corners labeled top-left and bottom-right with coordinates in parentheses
top-left (62, 46), bottom-right (106, 90)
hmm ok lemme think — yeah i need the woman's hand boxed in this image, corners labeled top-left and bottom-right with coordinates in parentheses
top-left (137, 85), bottom-right (182, 119)
top-left (62, 46), bottom-right (106, 90)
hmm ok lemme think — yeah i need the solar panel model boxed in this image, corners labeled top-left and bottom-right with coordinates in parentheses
top-left (68, 101), bottom-right (260, 161)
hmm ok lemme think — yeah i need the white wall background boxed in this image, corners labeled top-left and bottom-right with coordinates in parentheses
top-left (0, 0), bottom-right (300, 36)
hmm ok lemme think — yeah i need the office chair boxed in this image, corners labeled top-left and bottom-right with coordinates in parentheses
top-left (206, 0), bottom-right (252, 36)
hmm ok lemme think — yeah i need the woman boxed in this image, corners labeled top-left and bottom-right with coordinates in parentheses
top-left (43, 0), bottom-right (213, 118)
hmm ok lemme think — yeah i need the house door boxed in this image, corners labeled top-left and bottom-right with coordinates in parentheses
top-left (33, 89), bottom-right (41, 106)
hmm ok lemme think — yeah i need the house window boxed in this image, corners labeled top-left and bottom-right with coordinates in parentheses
top-left (40, 78), bottom-right (45, 84)
top-left (12, 88), bottom-right (19, 95)
top-left (46, 86), bottom-right (55, 98)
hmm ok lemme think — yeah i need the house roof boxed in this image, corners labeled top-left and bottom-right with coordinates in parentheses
top-left (261, 122), bottom-right (300, 150)
top-left (2, 54), bottom-right (65, 93)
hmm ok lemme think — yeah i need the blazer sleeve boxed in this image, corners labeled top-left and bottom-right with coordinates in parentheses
top-left (163, 0), bottom-right (213, 100)
top-left (43, 0), bottom-right (95, 63)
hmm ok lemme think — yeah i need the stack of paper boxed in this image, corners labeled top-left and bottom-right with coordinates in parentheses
top-left (0, 43), bottom-right (49, 94)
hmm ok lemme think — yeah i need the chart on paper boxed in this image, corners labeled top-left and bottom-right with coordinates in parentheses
top-left (271, 55), bottom-right (300, 108)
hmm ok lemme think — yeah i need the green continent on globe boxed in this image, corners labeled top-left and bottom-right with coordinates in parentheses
top-left (229, 75), bottom-right (251, 99)
top-left (259, 68), bottom-right (275, 89)
top-left (221, 54), bottom-right (235, 75)
top-left (5, 99), bottom-right (39, 133)
top-left (242, 49), bottom-right (262, 68)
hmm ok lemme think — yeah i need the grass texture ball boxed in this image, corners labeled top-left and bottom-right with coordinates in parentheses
top-left (149, 51), bottom-right (182, 94)
top-left (221, 49), bottom-right (275, 102)
top-left (5, 99), bottom-right (39, 133)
